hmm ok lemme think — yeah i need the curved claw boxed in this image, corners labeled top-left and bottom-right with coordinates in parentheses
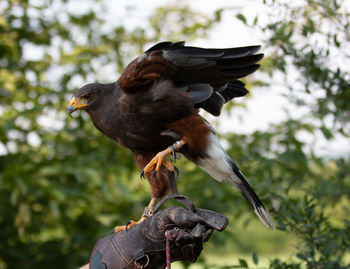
top-left (112, 220), bottom-right (137, 233)
top-left (140, 168), bottom-right (158, 179)
top-left (140, 170), bottom-right (145, 179)
top-left (174, 166), bottom-right (179, 179)
top-left (125, 220), bottom-right (132, 231)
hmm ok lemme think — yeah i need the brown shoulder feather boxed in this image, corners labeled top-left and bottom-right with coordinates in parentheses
top-left (119, 51), bottom-right (168, 92)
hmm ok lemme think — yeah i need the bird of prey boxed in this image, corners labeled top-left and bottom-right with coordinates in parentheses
top-left (67, 41), bottom-right (275, 230)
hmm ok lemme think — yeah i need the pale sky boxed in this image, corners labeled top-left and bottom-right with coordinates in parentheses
top-left (101, 0), bottom-right (349, 158)
top-left (1, 0), bottom-right (349, 158)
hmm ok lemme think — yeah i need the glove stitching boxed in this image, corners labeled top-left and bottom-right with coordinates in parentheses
top-left (109, 237), bottom-right (130, 266)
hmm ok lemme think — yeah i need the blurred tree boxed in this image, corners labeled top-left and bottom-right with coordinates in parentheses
top-left (0, 0), bottom-right (349, 268)
top-left (0, 0), bottom-right (222, 268)
top-left (198, 0), bottom-right (350, 268)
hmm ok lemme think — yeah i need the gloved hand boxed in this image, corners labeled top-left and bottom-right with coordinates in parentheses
top-left (89, 206), bottom-right (228, 269)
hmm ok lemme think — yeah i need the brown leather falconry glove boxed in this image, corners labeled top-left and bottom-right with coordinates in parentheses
top-left (89, 206), bottom-right (228, 269)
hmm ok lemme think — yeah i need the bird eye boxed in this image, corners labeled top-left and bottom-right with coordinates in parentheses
top-left (83, 94), bottom-right (91, 99)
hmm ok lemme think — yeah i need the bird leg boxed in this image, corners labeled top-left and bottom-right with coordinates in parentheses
top-left (141, 140), bottom-right (186, 177)
top-left (113, 140), bottom-right (186, 233)
top-left (112, 197), bottom-right (157, 233)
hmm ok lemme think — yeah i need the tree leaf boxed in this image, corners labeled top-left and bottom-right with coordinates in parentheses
top-left (236, 13), bottom-right (247, 25)
top-left (239, 258), bottom-right (248, 268)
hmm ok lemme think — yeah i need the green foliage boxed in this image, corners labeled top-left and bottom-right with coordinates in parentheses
top-left (0, 0), bottom-right (349, 268)
top-left (260, 0), bottom-right (350, 135)
top-left (0, 1), bottom-right (220, 268)
top-left (211, 0), bottom-right (349, 268)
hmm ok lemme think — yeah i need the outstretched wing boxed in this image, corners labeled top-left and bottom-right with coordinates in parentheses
top-left (119, 41), bottom-right (263, 116)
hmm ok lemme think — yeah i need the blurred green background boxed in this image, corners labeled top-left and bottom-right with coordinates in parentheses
top-left (0, 0), bottom-right (349, 268)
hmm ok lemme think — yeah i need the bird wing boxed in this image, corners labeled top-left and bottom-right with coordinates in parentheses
top-left (119, 41), bottom-right (263, 116)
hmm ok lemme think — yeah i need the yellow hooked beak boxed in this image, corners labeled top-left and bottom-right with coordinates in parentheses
top-left (67, 97), bottom-right (88, 116)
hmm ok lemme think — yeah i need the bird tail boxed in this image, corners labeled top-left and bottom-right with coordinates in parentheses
top-left (227, 161), bottom-right (275, 228)
top-left (194, 121), bottom-right (275, 228)
top-left (196, 128), bottom-right (275, 228)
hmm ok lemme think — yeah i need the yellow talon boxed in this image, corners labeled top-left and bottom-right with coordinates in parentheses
top-left (112, 198), bottom-right (156, 233)
top-left (143, 147), bottom-right (173, 174)
top-left (141, 140), bottom-right (185, 177)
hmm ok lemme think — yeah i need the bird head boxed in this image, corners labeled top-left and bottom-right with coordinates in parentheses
top-left (67, 83), bottom-right (102, 116)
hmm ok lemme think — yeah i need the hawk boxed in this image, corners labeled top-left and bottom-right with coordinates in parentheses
top-left (67, 41), bottom-right (275, 230)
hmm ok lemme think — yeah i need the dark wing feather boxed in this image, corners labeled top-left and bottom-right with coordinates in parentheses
top-left (144, 41), bottom-right (185, 53)
top-left (179, 84), bottom-right (213, 104)
top-left (118, 41), bottom-right (262, 115)
top-left (196, 81), bottom-right (248, 116)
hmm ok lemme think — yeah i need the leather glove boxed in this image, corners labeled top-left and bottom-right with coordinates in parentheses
top-left (89, 206), bottom-right (228, 269)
